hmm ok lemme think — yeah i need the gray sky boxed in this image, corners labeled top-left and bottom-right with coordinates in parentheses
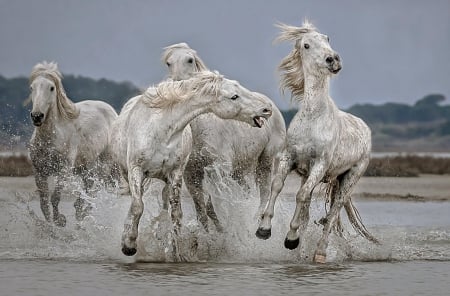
top-left (1, 0), bottom-right (449, 109)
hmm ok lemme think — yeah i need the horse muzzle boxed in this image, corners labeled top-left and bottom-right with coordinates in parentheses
top-left (31, 112), bottom-right (45, 126)
top-left (326, 54), bottom-right (342, 74)
top-left (253, 107), bottom-right (272, 128)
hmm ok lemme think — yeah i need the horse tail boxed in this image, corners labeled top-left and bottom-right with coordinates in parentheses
top-left (344, 198), bottom-right (380, 244)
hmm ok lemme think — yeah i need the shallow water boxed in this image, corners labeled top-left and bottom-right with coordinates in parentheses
top-left (0, 175), bottom-right (449, 295)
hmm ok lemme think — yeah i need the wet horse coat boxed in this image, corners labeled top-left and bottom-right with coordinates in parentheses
top-left (28, 61), bottom-right (118, 226)
top-left (162, 43), bottom-right (286, 232)
top-left (256, 22), bottom-right (378, 263)
top-left (108, 71), bottom-right (273, 259)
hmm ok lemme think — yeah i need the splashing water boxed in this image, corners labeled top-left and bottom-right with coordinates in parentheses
top-left (0, 171), bottom-right (449, 263)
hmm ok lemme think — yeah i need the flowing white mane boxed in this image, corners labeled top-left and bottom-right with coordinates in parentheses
top-left (162, 42), bottom-right (209, 72)
top-left (142, 71), bottom-right (223, 109)
top-left (276, 20), bottom-right (318, 101)
top-left (30, 61), bottom-right (79, 119)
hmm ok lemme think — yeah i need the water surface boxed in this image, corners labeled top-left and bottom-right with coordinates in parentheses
top-left (0, 176), bottom-right (449, 295)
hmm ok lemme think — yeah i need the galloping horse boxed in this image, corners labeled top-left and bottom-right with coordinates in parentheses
top-left (109, 71), bottom-right (272, 259)
top-left (28, 61), bottom-right (118, 226)
top-left (256, 22), bottom-right (378, 263)
top-left (163, 43), bottom-right (286, 232)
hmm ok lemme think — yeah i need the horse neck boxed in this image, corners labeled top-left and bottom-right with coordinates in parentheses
top-left (161, 95), bottom-right (212, 139)
top-left (300, 73), bottom-right (338, 118)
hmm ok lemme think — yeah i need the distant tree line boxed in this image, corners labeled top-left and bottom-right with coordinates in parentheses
top-left (1, 74), bottom-right (449, 149)
top-left (282, 94), bottom-right (450, 141)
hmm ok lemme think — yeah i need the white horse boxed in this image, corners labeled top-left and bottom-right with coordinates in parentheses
top-left (109, 71), bottom-right (273, 258)
top-left (256, 22), bottom-right (378, 263)
top-left (163, 43), bottom-right (286, 232)
top-left (28, 61), bottom-right (118, 226)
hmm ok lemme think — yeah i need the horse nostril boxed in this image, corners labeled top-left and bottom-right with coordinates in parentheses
top-left (326, 56), bottom-right (334, 64)
top-left (31, 112), bottom-right (44, 122)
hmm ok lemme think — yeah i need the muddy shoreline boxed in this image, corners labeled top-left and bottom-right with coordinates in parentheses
top-left (1, 173), bottom-right (449, 202)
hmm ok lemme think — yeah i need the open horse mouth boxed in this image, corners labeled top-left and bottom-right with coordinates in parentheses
top-left (329, 66), bottom-right (342, 74)
top-left (253, 116), bottom-right (266, 128)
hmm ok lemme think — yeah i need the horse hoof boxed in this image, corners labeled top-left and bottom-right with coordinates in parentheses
top-left (54, 214), bottom-right (66, 227)
top-left (122, 246), bottom-right (137, 256)
top-left (255, 228), bottom-right (271, 240)
top-left (284, 237), bottom-right (300, 250)
top-left (313, 253), bottom-right (327, 264)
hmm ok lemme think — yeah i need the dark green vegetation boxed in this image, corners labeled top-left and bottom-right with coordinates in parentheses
top-left (1, 74), bottom-right (450, 151)
top-left (0, 154), bottom-right (33, 176)
top-left (365, 155), bottom-right (450, 177)
top-left (1, 153), bottom-right (449, 177)
top-left (282, 94), bottom-right (450, 152)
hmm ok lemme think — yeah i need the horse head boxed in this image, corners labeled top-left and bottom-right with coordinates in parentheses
top-left (277, 21), bottom-right (342, 99)
top-left (206, 74), bottom-right (273, 128)
top-left (29, 61), bottom-right (78, 126)
top-left (162, 43), bottom-right (208, 81)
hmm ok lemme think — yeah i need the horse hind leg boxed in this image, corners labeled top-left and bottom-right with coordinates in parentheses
top-left (314, 159), bottom-right (371, 263)
top-left (319, 181), bottom-right (344, 236)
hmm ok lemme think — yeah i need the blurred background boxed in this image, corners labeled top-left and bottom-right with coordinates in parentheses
top-left (1, 0), bottom-right (450, 152)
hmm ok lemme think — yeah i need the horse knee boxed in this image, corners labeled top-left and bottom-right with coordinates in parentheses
top-left (130, 199), bottom-right (144, 217)
top-left (271, 177), bottom-right (284, 193)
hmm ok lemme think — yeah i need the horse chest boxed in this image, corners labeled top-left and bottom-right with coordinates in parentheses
top-left (29, 141), bottom-right (68, 176)
top-left (141, 143), bottom-right (181, 177)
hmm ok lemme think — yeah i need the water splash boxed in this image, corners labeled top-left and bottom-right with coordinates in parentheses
top-left (0, 173), bottom-right (449, 263)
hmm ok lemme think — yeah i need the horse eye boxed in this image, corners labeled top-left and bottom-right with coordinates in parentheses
top-left (166, 62), bottom-right (171, 67)
top-left (230, 94), bottom-right (239, 100)
top-left (327, 36), bottom-right (330, 42)
top-left (50, 86), bottom-right (55, 91)
top-left (304, 43), bottom-right (310, 49)
top-left (187, 58), bottom-right (193, 64)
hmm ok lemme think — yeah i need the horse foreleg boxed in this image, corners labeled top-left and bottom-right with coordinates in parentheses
top-left (161, 183), bottom-right (170, 211)
top-left (121, 166), bottom-right (144, 256)
top-left (284, 162), bottom-right (326, 250)
top-left (256, 153), bottom-right (291, 240)
top-left (51, 175), bottom-right (66, 227)
top-left (255, 154), bottom-right (272, 217)
top-left (314, 159), bottom-right (369, 263)
top-left (205, 195), bottom-right (223, 232)
top-left (35, 173), bottom-right (51, 222)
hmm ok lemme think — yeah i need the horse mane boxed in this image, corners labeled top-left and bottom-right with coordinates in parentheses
top-left (142, 71), bottom-right (223, 109)
top-left (275, 20), bottom-right (318, 101)
top-left (162, 42), bottom-right (209, 72)
top-left (30, 61), bottom-right (79, 119)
